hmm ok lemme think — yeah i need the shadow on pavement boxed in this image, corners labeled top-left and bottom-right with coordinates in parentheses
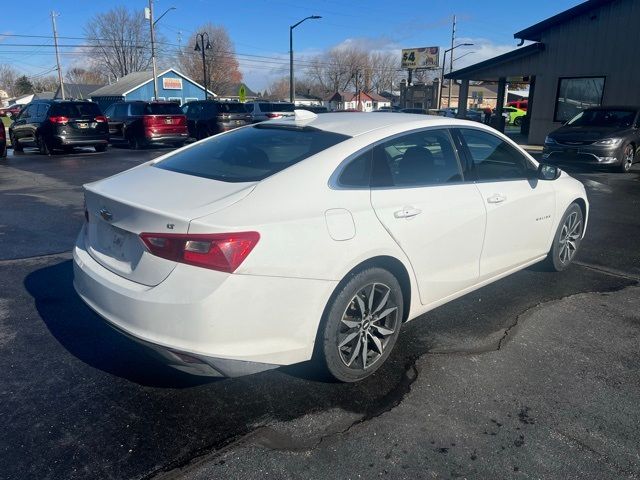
top-left (24, 259), bottom-right (215, 389)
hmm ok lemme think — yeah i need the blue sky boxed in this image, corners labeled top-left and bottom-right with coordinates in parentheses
top-left (1, 0), bottom-right (582, 91)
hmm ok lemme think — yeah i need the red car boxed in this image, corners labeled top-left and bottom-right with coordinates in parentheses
top-left (0, 104), bottom-right (23, 118)
top-left (507, 99), bottom-right (528, 111)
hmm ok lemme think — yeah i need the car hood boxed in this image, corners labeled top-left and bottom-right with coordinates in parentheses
top-left (550, 125), bottom-right (631, 143)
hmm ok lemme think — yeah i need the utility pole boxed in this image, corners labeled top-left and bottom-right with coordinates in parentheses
top-left (148, 0), bottom-right (158, 101)
top-left (447, 15), bottom-right (456, 108)
top-left (50, 11), bottom-right (65, 100)
top-left (194, 33), bottom-right (211, 99)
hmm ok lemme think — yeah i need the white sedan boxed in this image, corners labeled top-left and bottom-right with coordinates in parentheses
top-left (73, 111), bottom-right (588, 382)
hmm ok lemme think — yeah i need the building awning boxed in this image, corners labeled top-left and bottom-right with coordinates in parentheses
top-left (444, 43), bottom-right (545, 82)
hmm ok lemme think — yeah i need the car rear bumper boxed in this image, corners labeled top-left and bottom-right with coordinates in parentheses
top-left (52, 135), bottom-right (109, 146)
top-left (542, 144), bottom-right (622, 165)
top-left (145, 133), bottom-right (189, 144)
top-left (72, 225), bottom-right (336, 376)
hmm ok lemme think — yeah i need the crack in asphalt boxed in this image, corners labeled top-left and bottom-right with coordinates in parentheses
top-left (147, 267), bottom-right (638, 480)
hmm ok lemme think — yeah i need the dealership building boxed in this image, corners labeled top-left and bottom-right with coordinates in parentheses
top-left (445, 0), bottom-right (640, 144)
top-left (89, 68), bottom-right (214, 111)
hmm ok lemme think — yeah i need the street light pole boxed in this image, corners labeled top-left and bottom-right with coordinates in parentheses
top-left (289, 15), bottom-right (321, 103)
top-left (438, 43), bottom-right (473, 109)
top-left (194, 33), bottom-right (212, 100)
top-left (148, 2), bottom-right (175, 101)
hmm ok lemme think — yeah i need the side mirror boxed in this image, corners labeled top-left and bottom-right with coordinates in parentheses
top-left (538, 163), bottom-right (561, 181)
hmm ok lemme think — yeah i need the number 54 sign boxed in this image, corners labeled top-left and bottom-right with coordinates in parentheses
top-left (401, 47), bottom-right (440, 69)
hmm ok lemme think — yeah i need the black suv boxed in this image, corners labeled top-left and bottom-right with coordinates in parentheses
top-left (182, 101), bottom-right (252, 140)
top-left (9, 100), bottom-right (109, 154)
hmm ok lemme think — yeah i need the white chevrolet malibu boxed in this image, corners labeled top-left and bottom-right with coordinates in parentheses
top-left (73, 111), bottom-right (588, 382)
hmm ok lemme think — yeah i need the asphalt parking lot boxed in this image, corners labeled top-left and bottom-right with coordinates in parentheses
top-left (1, 145), bottom-right (639, 480)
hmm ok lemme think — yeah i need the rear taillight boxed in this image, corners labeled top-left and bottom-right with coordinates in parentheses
top-left (139, 232), bottom-right (260, 273)
top-left (265, 113), bottom-right (281, 119)
top-left (49, 116), bottom-right (69, 124)
top-left (94, 115), bottom-right (107, 123)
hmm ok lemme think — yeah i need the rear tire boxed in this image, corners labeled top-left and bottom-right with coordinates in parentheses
top-left (318, 267), bottom-right (403, 382)
top-left (37, 133), bottom-right (51, 156)
top-left (514, 116), bottom-right (522, 127)
top-left (94, 144), bottom-right (107, 152)
top-left (542, 203), bottom-right (584, 272)
top-left (10, 133), bottom-right (22, 152)
top-left (617, 144), bottom-right (634, 173)
top-left (128, 134), bottom-right (143, 150)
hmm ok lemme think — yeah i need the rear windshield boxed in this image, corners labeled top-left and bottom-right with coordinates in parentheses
top-left (568, 109), bottom-right (637, 127)
top-left (144, 103), bottom-right (183, 115)
top-left (259, 102), bottom-right (295, 113)
top-left (155, 125), bottom-right (350, 182)
top-left (49, 102), bottom-right (102, 117)
top-left (218, 103), bottom-right (249, 113)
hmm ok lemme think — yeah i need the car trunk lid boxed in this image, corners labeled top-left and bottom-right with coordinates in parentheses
top-left (84, 165), bottom-right (256, 286)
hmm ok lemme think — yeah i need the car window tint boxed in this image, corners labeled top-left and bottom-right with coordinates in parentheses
top-left (144, 103), bottom-right (183, 115)
top-left (186, 103), bottom-right (203, 118)
top-left (114, 104), bottom-right (129, 117)
top-left (129, 103), bottom-right (145, 116)
top-left (339, 150), bottom-right (371, 187)
top-left (218, 103), bottom-right (249, 113)
top-left (49, 102), bottom-right (101, 117)
top-left (458, 128), bottom-right (532, 181)
top-left (104, 105), bottom-right (115, 117)
top-left (372, 129), bottom-right (462, 187)
top-left (37, 104), bottom-right (49, 117)
top-left (155, 125), bottom-right (350, 183)
top-left (259, 103), bottom-right (294, 113)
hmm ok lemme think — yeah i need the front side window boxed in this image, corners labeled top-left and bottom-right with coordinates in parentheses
top-left (554, 77), bottom-right (605, 123)
top-left (457, 128), bottom-right (534, 181)
top-left (155, 125), bottom-right (350, 183)
top-left (372, 129), bottom-right (462, 187)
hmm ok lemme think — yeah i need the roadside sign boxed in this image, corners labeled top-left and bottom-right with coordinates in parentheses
top-left (401, 47), bottom-right (439, 69)
top-left (238, 85), bottom-right (246, 103)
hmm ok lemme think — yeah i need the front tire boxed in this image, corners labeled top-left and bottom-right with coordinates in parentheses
top-left (514, 116), bottom-right (522, 127)
top-left (94, 144), bottom-right (107, 152)
top-left (10, 133), bottom-right (22, 152)
top-left (617, 144), bottom-right (634, 173)
top-left (318, 268), bottom-right (403, 382)
top-left (542, 203), bottom-right (584, 272)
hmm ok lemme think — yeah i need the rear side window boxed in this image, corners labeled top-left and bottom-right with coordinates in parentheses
top-left (338, 150), bottom-right (372, 187)
top-left (155, 125), bottom-right (350, 182)
top-left (372, 129), bottom-right (462, 187)
top-left (144, 103), bottom-right (183, 115)
top-left (259, 102), bottom-right (294, 113)
top-left (49, 102), bottom-right (101, 117)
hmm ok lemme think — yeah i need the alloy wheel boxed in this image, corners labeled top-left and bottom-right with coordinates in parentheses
top-left (337, 282), bottom-right (399, 370)
top-left (558, 211), bottom-right (582, 264)
top-left (622, 145), bottom-right (634, 172)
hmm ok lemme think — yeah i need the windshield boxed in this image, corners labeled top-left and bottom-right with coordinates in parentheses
top-left (218, 103), bottom-right (249, 113)
top-left (567, 109), bottom-right (637, 128)
top-left (155, 124), bottom-right (350, 182)
top-left (49, 102), bottom-right (102, 117)
top-left (144, 103), bottom-right (183, 115)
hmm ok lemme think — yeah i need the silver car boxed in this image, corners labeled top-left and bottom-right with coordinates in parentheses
top-left (246, 101), bottom-right (295, 122)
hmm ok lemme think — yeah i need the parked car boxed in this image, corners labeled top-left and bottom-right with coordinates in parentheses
top-left (104, 101), bottom-right (188, 149)
top-left (401, 108), bottom-right (427, 114)
top-left (9, 100), bottom-right (109, 154)
top-left (182, 101), bottom-right (252, 140)
top-left (543, 106), bottom-right (640, 173)
top-left (74, 111), bottom-right (588, 382)
top-left (437, 108), bottom-right (483, 122)
top-left (245, 101), bottom-right (295, 122)
top-left (507, 99), bottom-right (528, 111)
top-left (0, 121), bottom-right (6, 158)
top-left (0, 104), bottom-right (23, 118)
top-left (299, 105), bottom-right (328, 114)
top-left (503, 106), bottom-right (527, 126)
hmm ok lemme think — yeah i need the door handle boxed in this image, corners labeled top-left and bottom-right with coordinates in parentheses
top-left (487, 194), bottom-right (507, 204)
top-left (394, 207), bottom-right (422, 219)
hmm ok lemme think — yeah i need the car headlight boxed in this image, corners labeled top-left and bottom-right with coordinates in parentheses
top-left (544, 136), bottom-right (557, 145)
top-left (594, 138), bottom-right (623, 146)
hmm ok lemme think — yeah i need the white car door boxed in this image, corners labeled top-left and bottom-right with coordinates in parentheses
top-left (454, 128), bottom-right (556, 280)
top-left (370, 128), bottom-right (486, 306)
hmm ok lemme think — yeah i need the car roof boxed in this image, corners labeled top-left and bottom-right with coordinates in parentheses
top-left (268, 112), bottom-right (480, 137)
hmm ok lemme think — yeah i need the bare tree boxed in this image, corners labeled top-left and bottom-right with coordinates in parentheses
top-left (0, 64), bottom-right (19, 97)
top-left (83, 6), bottom-right (153, 79)
top-left (176, 23), bottom-right (242, 95)
top-left (369, 52), bottom-right (401, 93)
top-left (65, 67), bottom-right (107, 85)
top-left (266, 77), bottom-right (289, 100)
top-left (32, 75), bottom-right (60, 93)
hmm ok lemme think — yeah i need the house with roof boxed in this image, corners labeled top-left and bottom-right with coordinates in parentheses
top-left (89, 68), bottom-right (215, 111)
top-left (54, 83), bottom-right (106, 101)
top-left (445, 0), bottom-right (640, 144)
top-left (324, 91), bottom-right (391, 112)
top-left (216, 82), bottom-right (260, 102)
